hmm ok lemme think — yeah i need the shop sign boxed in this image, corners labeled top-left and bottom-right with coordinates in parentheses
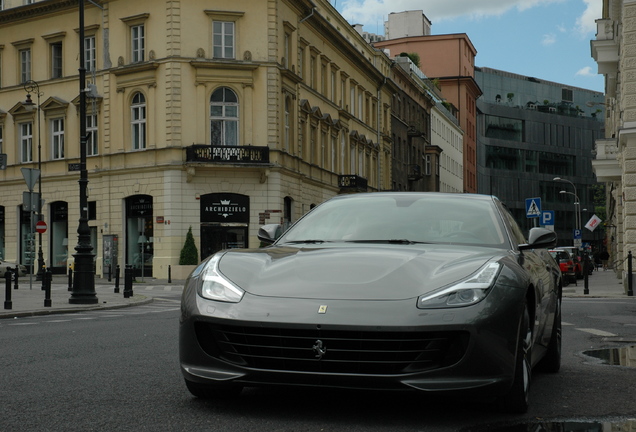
top-left (128, 195), bottom-right (153, 217)
top-left (200, 193), bottom-right (249, 223)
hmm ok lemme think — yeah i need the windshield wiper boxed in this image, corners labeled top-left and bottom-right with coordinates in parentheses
top-left (347, 239), bottom-right (429, 245)
top-left (282, 240), bottom-right (327, 244)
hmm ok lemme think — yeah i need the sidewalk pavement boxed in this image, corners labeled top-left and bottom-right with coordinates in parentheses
top-left (0, 274), bottom-right (185, 319)
top-left (562, 266), bottom-right (633, 298)
top-left (1, 268), bottom-right (633, 320)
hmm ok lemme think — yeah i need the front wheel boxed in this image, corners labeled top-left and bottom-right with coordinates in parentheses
top-left (498, 303), bottom-right (532, 414)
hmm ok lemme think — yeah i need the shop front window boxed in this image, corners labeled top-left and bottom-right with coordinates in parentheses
top-left (125, 195), bottom-right (153, 278)
top-left (50, 201), bottom-right (68, 274)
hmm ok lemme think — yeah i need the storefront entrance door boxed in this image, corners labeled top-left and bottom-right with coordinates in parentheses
top-left (200, 226), bottom-right (247, 261)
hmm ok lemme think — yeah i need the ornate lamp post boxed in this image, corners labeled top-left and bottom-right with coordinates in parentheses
top-left (23, 80), bottom-right (46, 281)
top-left (69, 0), bottom-right (98, 304)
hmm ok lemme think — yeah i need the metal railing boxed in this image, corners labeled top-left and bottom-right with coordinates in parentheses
top-left (186, 144), bottom-right (270, 164)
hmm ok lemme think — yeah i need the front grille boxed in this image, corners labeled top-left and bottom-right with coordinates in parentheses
top-left (195, 322), bottom-right (468, 375)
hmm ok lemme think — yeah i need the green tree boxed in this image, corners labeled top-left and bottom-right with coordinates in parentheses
top-left (179, 226), bottom-right (199, 265)
top-left (591, 183), bottom-right (606, 222)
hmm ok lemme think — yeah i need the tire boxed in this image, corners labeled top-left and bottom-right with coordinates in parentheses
top-left (499, 303), bottom-right (532, 414)
top-left (537, 296), bottom-right (561, 373)
top-left (185, 379), bottom-right (243, 399)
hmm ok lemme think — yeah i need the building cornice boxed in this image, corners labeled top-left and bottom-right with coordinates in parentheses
top-left (0, 0), bottom-right (84, 24)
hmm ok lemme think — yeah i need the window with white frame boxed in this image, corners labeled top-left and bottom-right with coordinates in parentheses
top-left (210, 87), bottom-right (238, 146)
top-left (340, 132), bottom-right (346, 174)
top-left (51, 42), bottom-right (63, 79)
top-left (213, 21), bottom-right (234, 59)
top-left (131, 92), bottom-right (146, 150)
top-left (283, 31), bottom-right (290, 68)
top-left (425, 154), bottom-right (432, 176)
top-left (84, 35), bottom-right (96, 71)
top-left (51, 118), bottom-right (64, 159)
top-left (320, 129), bottom-right (326, 167)
top-left (86, 114), bottom-right (98, 156)
top-left (131, 24), bottom-right (145, 63)
top-left (20, 122), bottom-right (33, 163)
top-left (19, 48), bottom-right (31, 83)
top-left (350, 85), bottom-right (355, 116)
top-left (350, 145), bottom-right (355, 174)
top-left (284, 97), bottom-right (290, 152)
top-left (330, 134), bottom-right (336, 172)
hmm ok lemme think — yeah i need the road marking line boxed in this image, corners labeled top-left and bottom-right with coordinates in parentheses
top-left (563, 321), bottom-right (574, 326)
top-left (576, 328), bottom-right (617, 337)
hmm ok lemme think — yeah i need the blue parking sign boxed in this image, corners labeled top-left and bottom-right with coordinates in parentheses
top-left (541, 210), bottom-right (554, 226)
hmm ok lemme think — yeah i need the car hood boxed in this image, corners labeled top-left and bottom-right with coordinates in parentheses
top-left (216, 244), bottom-right (508, 300)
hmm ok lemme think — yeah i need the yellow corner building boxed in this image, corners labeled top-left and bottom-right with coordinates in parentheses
top-left (0, 0), bottom-right (394, 278)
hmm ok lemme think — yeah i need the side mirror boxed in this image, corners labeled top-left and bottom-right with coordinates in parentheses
top-left (519, 227), bottom-right (557, 250)
top-left (257, 224), bottom-right (283, 245)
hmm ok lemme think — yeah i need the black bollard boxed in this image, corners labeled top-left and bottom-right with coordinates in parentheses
top-left (124, 265), bottom-right (133, 298)
top-left (67, 265), bottom-right (73, 292)
top-left (114, 265), bottom-right (120, 294)
top-left (108, 264), bottom-right (112, 283)
top-left (4, 271), bottom-right (12, 310)
top-left (629, 251), bottom-right (634, 297)
top-left (583, 258), bottom-right (589, 295)
top-left (44, 268), bottom-right (52, 307)
top-left (168, 265), bottom-right (172, 284)
top-left (13, 267), bottom-right (19, 290)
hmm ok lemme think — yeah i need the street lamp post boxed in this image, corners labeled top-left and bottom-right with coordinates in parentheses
top-left (23, 81), bottom-right (46, 281)
top-left (69, 0), bottom-right (98, 304)
top-left (554, 177), bottom-right (581, 245)
top-left (559, 190), bottom-right (581, 245)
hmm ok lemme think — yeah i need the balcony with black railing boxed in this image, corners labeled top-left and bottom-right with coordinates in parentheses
top-left (338, 174), bottom-right (368, 192)
top-left (186, 144), bottom-right (270, 164)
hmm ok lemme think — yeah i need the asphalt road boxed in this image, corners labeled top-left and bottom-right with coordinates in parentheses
top-left (1, 291), bottom-right (635, 432)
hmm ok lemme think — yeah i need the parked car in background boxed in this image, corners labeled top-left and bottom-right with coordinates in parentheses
top-left (180, 192), bottom-right (563, 414)
top-left (549, 249), bottom-right (576, 286)
top-left (0, 260), bottom-right (28, 279)
top-left (556, 247), bottom-right (584, 279)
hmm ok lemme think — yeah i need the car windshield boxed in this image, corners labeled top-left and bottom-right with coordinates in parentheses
top-left (550, 251), bottom-right (569, 261)
top-left (278, 194), bottom-right (509, 248)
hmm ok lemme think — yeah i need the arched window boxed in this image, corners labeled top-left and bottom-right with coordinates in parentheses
top-left (210, 87), bottom-right (238, 146)
top-left (131, 92), bottom-right (146, 150)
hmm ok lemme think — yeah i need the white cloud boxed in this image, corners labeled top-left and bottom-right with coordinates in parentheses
top-left (542, 34), bottom-right (557, 45)
top-left (575, 0), bottom-right (601, 36)
top-left (576, 66), bottom-right (595, 76)
top-left (336, 0), bottom-right (565, 27)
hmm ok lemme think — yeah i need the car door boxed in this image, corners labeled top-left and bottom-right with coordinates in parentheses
top-left (496, 200), bottom-right (556, 349)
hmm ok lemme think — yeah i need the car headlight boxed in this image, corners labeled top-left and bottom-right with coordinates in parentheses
top-left (197, 254), bottom-right (245, 303)
top-left (417, 262), bottom-right (501, 309)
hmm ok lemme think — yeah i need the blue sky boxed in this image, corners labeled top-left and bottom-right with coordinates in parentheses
top-left (333, 0), bottom-right (604, 93)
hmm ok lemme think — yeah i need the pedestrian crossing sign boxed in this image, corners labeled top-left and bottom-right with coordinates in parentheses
top-left (525, 197), bottom-right (542, 218)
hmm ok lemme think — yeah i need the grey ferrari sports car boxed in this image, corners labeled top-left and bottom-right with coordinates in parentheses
top-left (179, 192), bottom-right (562, 413)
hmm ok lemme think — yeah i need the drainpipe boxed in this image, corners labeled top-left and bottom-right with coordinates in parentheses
top-left (300, 6), bottom-right (316, 23)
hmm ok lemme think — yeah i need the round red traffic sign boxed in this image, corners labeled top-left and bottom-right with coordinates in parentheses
top-left (36, 220), bottom-right (47, 234)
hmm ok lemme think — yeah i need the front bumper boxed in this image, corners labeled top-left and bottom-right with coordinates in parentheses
top-left (179, 283), bottom-right (525, 396)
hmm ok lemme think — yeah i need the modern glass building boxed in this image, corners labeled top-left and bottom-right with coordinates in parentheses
top-left (475, 67), bottom-right (605, 248)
